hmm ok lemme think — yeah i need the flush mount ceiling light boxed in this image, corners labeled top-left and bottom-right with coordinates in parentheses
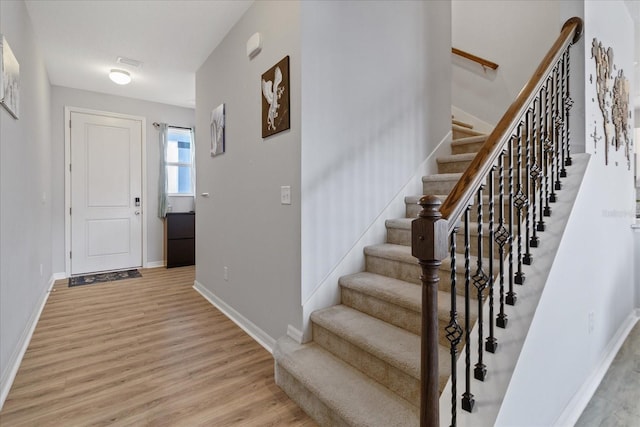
top-left (109, 69), bottom-right (131, 85)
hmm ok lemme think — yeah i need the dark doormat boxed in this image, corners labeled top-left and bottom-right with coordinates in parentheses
top-left (69, 269), bottom-right (142, 287)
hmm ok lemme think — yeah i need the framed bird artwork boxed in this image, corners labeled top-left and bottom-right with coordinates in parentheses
top-left (261, 56), bottom-right (290, 138)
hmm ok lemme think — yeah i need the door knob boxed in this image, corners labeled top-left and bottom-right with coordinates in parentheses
top-left (135, 210), bottom-right (141, 215)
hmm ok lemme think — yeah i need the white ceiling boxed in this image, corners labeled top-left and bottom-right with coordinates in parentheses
top-left (24, 0), bottom-right (253, 109)
top-left (23, 1), bottom-right (640, 111)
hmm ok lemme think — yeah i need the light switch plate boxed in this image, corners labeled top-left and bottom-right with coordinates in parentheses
top-left (281, 186), bottom-right (291, 205)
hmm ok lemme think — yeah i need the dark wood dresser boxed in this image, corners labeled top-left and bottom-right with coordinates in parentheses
top-left (166, 212), bottom-right (195, 268)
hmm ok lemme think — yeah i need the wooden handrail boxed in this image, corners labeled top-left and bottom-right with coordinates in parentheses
top-left (441, 17), bottom-right (582, 233)
top-left (414, 17), bottom-right (583, 427)
top-left (452, 47), bottom-right (499, 70)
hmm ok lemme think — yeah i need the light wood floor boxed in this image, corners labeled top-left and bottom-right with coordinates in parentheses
top-left (0, 266), bottom-right (316, 427)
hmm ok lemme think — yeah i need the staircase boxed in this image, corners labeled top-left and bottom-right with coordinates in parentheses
top-left (275, 17), bottom-right (583, 426)
top-left (274, 120), bottom-right (489, 427)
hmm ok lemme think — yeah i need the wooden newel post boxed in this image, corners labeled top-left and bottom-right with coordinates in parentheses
top-left (412, 195), bottom-right (448, 427)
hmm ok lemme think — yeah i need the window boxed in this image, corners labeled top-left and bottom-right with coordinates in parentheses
top-left (166, 127), bottom-right (195, 195)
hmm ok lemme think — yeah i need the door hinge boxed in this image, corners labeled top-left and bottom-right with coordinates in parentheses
top-left (69, 164), bottom-right (72, 172)
top-left (69, 119), bottom-right (72, 128)
top-left (69, 207), bottom-right (72, 215)
top-left (70, 251), bottom-right (72, 259)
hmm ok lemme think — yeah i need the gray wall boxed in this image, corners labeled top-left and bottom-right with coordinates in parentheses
top-left (0, 0), bottom-right (52, 400)
top-left (195, 1), bottom-right (302, 341)
top-left (452, 1), bottom-right (561, 125)
top-left (50, 86), bottom-right (195, 271)
top-left (300, 0), bottom-right (452, 305)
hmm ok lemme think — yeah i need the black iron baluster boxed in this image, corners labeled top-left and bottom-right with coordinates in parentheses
top-left (514, 125), bottom-right (527, 285)
top-left (565, 46), bottom-right (573, 167)
top-left (548, 73), bottom-right (558, 203)
top-left (486, 166), bottom-right (498, 353)
top-left (506, 136), bottom-right (517, 306)
top-left (531, 96), bottom-right (544, 237)
top-left (523, 109), bottom-right (533, 265)
top-left (542, 80), bottom-right (552, 217)
top-left (553, 65), bottom-right (562, 193)
top-left (546, 71), bottom-right (557, 203)
top-left (446, 229), bottom-right (463, 427)
top-left (559, 53), bottom-right (568, 178)
top-left (495, 151), bottom-right (508, 328)
top-left (461, 207), bottom-right (475, 412)
top-left (473, 187), bottom-right (488, 381)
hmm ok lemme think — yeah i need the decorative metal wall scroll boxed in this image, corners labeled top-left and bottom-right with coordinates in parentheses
top-left (590, 38), bottom-right (632, 169)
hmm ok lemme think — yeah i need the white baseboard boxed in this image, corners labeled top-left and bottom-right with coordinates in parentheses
top-left (145, 261), bottom-right (165, 269)
top-left (287, 325), bottom-right (303, 344)
top-left (192, 281), bottom-right (276, 354)
top-left (554, 311), bottom-right (640, 426)
top-left (0, 275), bottom-right (55, 410)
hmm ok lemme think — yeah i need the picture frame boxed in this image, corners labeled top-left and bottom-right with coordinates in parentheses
top-left (0, 34), bottom-right (20, 119)
top-left (261, 56), bottom-right (290, 138)
top-left (210, 103), bottom-right (225, 156)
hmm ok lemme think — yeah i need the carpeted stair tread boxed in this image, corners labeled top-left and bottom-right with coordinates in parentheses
top-left (405, 194), bottom-right (506, 219)
top-left (385, 218), bottom-right (497, 249)
top-left (451, 134), bottom-right (487, 145)
top-left (365, 242), bottom-right (490, 265)
top-left (386, 217), bottom-right (492, 234)
top-left (451, 135), bottom-right (488, 154)
top-left (365, 243), bottom-right (495, 283)
top-left (274, 336), bottom-right (419, 427)
top-left (338, 271), bottom-right (479, 331)
top-left (452, 118), bottom-right (474, 129)
top-left (339, 271), bottom-right (421, 313)
top-left (312, 305), bottom-right (420, 378)
top-left (437, 153), bottom-right (476, 174)
top-left (436, 152), bottom-right (477, 164)
top-left (422, 172), bottom-right (463, 183)
top-left (452, 124), bottom-right (485, 137)
top-left (365, 243), bottom-right (416, 264)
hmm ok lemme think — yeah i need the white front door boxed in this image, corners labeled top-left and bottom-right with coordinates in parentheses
top-left (70, 111), bottom-right (143, 275)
